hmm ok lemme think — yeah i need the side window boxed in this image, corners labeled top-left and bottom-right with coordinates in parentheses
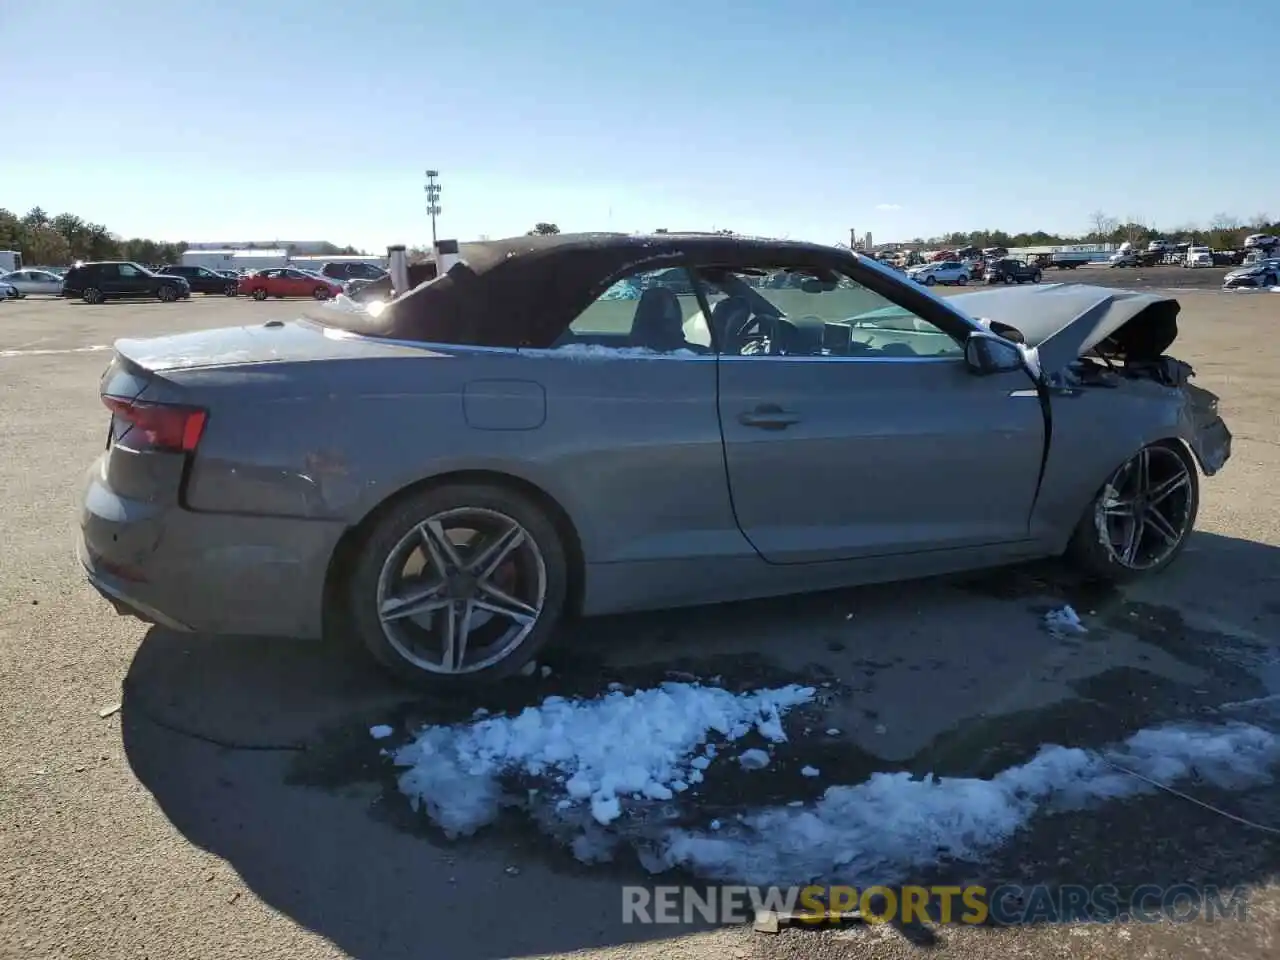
top-left (693, 265), bottom-right (964, 360)
top-left (262, 269), bottom-right (281, 279)
top-left (118, 264), bottom-right (141, 277)
top-left (197, 268), bottom-right (214, 277)
top-left (559, 266), bottom-right (709, 354)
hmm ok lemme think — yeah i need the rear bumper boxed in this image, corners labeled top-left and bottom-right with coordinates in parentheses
top-left (78, 458), bottom-right (345, 639)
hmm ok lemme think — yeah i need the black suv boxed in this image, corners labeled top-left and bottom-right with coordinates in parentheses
top-left (60, 261), bottom-right (191, 304)
top-left (318, 261), bottom-right (387, 283)
top-left (985, 258), bottom-right (1042, 285)
top-left (154, 264), bottom-right (240, 296)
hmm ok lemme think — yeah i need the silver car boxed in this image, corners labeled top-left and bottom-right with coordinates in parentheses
top-left (1, 268), bottom-right (65, 296)
top-left (78, 233), bottom-right (1232, 687)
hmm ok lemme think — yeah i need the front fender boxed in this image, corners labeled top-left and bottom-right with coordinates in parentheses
top-left (1030, 380), bottom-right (1228, 551)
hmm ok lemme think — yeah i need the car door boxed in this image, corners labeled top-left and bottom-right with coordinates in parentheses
top-left (194, 267), bottom-right (219, 291)
top-left (256, 268), bottom-right (282, 295)
top-left (115, 262), bottom-right (151, 297)
top-left (708, 255), bottom-right (1045, 565)
top-left (282, 269), bottom-right (310, 297)
top-left (95, 264), bottom-right (129, 297)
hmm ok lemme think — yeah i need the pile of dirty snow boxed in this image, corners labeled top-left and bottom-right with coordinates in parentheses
top-left (385, 679), bottom-right (1280, 888)
top-left (656, 722), bottom-right (1280, 886)
top-left (392, 682), bottom-right (815, 836)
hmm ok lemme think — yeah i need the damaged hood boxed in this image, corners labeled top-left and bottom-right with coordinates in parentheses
top-left (947, 282), bottom-right (1180, 372)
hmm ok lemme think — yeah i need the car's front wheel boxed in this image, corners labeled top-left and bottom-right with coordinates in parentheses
top-left (224, 283), bottom-right (238, 296)
top-left (158, 285), bottom-right (178, 302)
top-left (312, 286), bottom-right (331, 300)
top-left (1265, 273), bottom-right (1277, 287)
top-left (1065, 441), bottom-right (1198, 583)
top-left (252, 288), bottom-right (268, 301)
top-left (1032, 271), bottom-right (1042, 283)
top-left (347, 483), bottom-right (569, 687)
top-left (923, 275), bottom-right (936, 286)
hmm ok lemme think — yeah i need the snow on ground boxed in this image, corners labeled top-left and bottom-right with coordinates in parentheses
top-left (390, 683), bottom-right (1280, 887)
top-left (659, 722), bottom-right (1280, 886)
top-left (393, 682), bottom-right (814, 836)
top-left (1044, 604), bottom-right (1087, 637)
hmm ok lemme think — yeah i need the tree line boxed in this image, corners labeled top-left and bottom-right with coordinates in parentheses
top-left (14, 203), bottom-right (1272, 268)
top-left (0, 206), bottom-right (363, 267)
top-left (905, 211), bottom-right (1278, 252)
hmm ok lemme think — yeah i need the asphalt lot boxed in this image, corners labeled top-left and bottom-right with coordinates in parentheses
top-left (2, 275), bottom-right (1279, 960)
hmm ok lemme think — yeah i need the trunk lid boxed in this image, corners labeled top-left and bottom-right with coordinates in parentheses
top-left (947, 283), bottom-right (1180, 372)
top-left (110, 318), bottom-right (427, 373)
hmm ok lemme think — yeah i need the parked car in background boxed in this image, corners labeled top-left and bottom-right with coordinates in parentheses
top-left (237, 267), bottom-right (344, 301)
top-left (1243, 234), bottom-right (1278, 251)
top-left (908, 260), bottom-right (970, 286)
top-left (60, 261), bottom-right (191, 304)
top-left (1222, 258), bottom-right (1280, 290)
top-left (76, 232), bottom-right (1233, 686)
top-left (1, 268), bottom-right (64, 296)
top-left (319, 261), bottom-right (388, 284)
top-left (1183, 246), bottom-right (1213, 268)
top-left (986, 258), bottom-right (1043, 284)
top-left (155, 264), bottom-right (241, 296)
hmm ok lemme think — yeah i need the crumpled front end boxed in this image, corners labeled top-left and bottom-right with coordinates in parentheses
top-left (1181, 381), bottom-right (1232, 476)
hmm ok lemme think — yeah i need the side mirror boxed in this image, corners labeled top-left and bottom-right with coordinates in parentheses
top-left (965, 330), bottom-right (1024, 376)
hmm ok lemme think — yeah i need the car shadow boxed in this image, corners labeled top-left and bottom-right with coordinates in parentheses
top-left (121, 530), bottom-right (1280, 958)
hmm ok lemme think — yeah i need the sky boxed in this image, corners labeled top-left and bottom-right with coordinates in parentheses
top-left (1, 0), bottom-right (1272, 252)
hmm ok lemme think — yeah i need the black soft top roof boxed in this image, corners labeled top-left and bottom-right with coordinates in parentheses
top-left (304, 232), bottom-right (851, 348)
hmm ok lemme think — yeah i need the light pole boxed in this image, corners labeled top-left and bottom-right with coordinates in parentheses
top-left (424, 170), bottom-right (442, 249)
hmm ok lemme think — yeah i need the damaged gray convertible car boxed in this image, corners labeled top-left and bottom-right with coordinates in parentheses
top-left (78, 233), bottom-right (1231, 686)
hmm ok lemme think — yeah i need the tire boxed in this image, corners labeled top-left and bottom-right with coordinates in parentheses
top-left (924, 275), bottom-right (936, 286)
top-left (1265, 274), bottom-right (1277, 287)
top-left (158, 285), bottom-right (178, 303)
top-left (1032, 271), bottom-right (1042, 283)
top-left (312, 286), bottom-right (331, 300)
top-left (82, 287), bottom-right (103, 304)
top-left (346, 483), bottom-right (570, 688)
top-left (252, 288), bottom-right (268, 301)
top-left (224, 283), bottom-right (238, 297)
top-left (1065, 441), bottom-right (1199, 584)
top-left (956, 275), bottom-right (968, 286)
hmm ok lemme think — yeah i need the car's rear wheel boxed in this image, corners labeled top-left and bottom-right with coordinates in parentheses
top-left (347, 483), bottom-right (569, 687)
top-left (158, 285), bottom-right (178, 302)
top-left (82, 287), bottom-right (103, 304)
top-left (1065, 441), bottom-right (1198, 583)
top-left (312, 286), bottom-right (331, 300)
top-left (956, 275), bottom-right (968, 286)
top-left (1265, 273), bottom-right (1277, 287)
top-left (252, 288), bottom-right (268, 301)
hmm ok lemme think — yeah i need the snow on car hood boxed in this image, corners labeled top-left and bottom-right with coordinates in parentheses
top-left (947, 282), bottom-right (1180, 371)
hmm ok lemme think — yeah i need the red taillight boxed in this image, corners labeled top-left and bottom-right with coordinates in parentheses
top-left (103, 396), bottom-right (207, 453)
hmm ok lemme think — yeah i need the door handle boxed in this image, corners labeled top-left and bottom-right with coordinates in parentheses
top-left (738, 405), bottom-right (801, 429)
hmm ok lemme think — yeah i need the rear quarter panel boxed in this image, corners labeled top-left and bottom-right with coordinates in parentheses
top-left (177, 347), bottom-right (740, 566)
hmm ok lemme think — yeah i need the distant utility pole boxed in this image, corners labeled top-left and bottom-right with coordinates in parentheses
top-left (424, 170), bottom-right (442, 249)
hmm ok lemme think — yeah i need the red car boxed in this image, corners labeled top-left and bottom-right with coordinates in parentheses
top-left (238, 267), bottom-right (344, 301)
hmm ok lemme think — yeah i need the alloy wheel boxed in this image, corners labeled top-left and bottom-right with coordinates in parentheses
top-left (375, 507), bottom-right (547, 675)
top-left (1093, 445), bottom-right (1194, 571)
